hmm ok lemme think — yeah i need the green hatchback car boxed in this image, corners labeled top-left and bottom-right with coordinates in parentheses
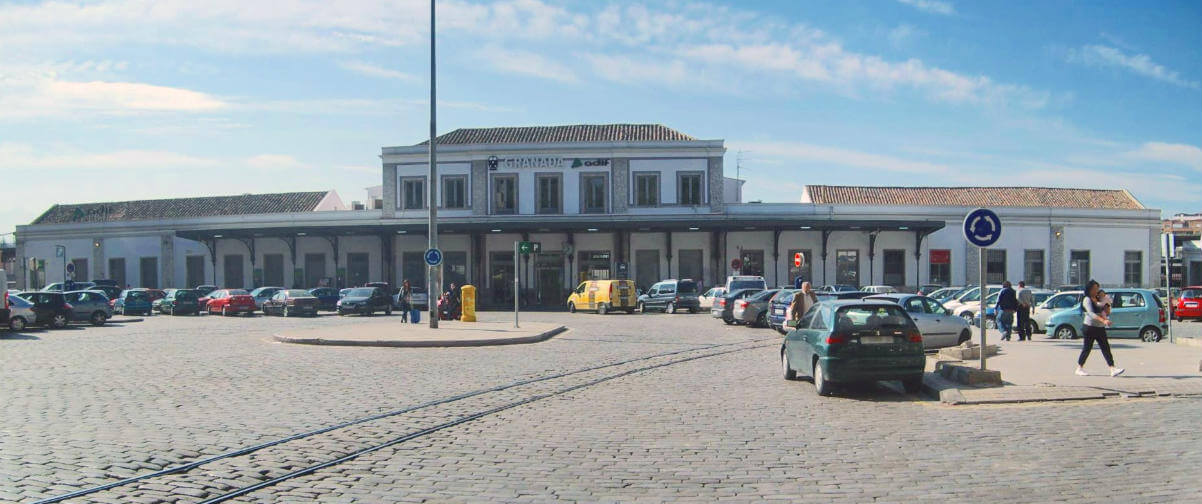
top-left (158, 289), bottom-right (200, 316)
top-left (782, 300), bottom-right (926, 396)
top-left (1046, 289), bottom-right (1167, 342)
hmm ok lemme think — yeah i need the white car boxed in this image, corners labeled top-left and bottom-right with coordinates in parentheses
top-left (698, 287), bottom-right (726, 310)
top-left (860, 285), bottom-right (897, 294)
top-left (1032, 291), bottom-right (1083, 333)
top-left (943, 285), bottom-right (1001, 311)
top-left (724, 275), bottom-right (766, 292)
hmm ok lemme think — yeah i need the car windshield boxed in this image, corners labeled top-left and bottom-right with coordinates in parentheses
top-left (751, 290), bottom-right (778, 301)
top-left (127, 291), bottom-right (148, 301)
top-left (9, 296), bottom-right (31, 307)
top-left (729, 280), bottom-right (765, 290)
top-left (349, 288), bottom-right (375, 296)
top-left (286, 290), bottom-right (310, 297)
top-left (1182, 289), bottom-right (1202, 299)
top-left (835, 305), bottom-right (915, 331)
top-left (227, 289), bottom-right (249, 295)
top-left (175, 290), bottom-right (197, 300)
top-left (677, 280), bottom-right (698, 294)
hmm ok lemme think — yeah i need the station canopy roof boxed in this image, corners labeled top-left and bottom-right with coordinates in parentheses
top-left (32, 191), bottom-right (333, 225)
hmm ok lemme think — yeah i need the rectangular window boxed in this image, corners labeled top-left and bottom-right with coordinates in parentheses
top-left (491, 174), bottom-right (517, 215)
top-left (186, 255), bottom-right (205, 288)
top-left (578, 251), bottom-right (612, 282)
top-left (536, 173), bottom-right (562, 214)
top-left (679, 249), bottom-right (703, 282)
top-left (108, 257), bottom-right (126, 287)
top-left (787, 249), bottom-right (812, 285)
top-left (304, 253), bottom-right (326, 288)
top-left (442, 175), bottom-right (467, 209)
top-left (222, 254), bottom-right (242, 289)
top-left (140, 256), bottom-right (159, 289)
top-left (490, 251), bottom-right (515, 303)
top-left (1069, 250), bottom-right (1090, 286)
top-left (1024, 250), bottom-right (1045, 288)
top-left (70, 258), bottom-right (88, 282)
top-left (347, 253), bottom-right (369, 287)
top-left (883, 249), bottom-right (905, 287)
top-left (986, 249), bottom-right (1007, 284)
top-left (740, 249), bottom-right (765, 277)
top-left (581, 174), bottom-right (607, 213)
top-left (1124, 251), bottom-right (1142, 287)
top-left (635, 249), bottom-right (660, 290)
top-left (444, 251), bottom-right (467, 291)
top-left (678, 172), bottom-right (704, 206)
top-left (263, 254), bottom-right (284, 286)
top-left (836, 250), bottom-right (859, 286)
top-left (633, 172), bottom-right (659, 207)
top-left (401, 177), bottom-right (425, 210)
top-left (928, 249), bottom-right (950, 286)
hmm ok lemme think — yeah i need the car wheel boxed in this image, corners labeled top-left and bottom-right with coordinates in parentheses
top-left (782, 350), bottom-right (797, 381)
top-left (958, 329), bottom-right (972, 345)
top-left (1054, 325), bottom-right (1077, 340)
top-left (1140, 326), bottom-right (1163, 343)
top-left (723, 316), bottom-right (734, 325)
top-left (755, 313), bottom-right (767, 328)
top-left (568, 302), bottom-right (576, 313)
top-left (903, 376), bottom-right (924, 394)
top-left (9, 316), bottom-right (27, 331)
top-left (985, 318), bottom-right (997, 330)
top-left (961, 312), bottom-right (975, 323)
top-left (51, 314), bottom-right (68, 329)
top-left (813, 358), bottom-right (833, 396)
top-left (385, 306), bottom-right (392, 316)
top-left (598, 303), bottom-right (608, 315)
top-left (89, 311), bottom-right (107, 326)
top-left (1029, 320), bottom-right (1039, 335)
top-left (666, 302), bottom-right (675, 314)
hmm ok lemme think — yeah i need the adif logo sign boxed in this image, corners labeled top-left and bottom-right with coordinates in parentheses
top-left (571, 158), bottom-right (610, 168)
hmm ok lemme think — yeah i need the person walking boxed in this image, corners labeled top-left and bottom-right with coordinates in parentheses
top-left (787, 281), bottom-right (819, 328)
top-left (1077, 280), bottom-right (1124, 377)
top-left (995, 281), bottom-right (1018, 341)
top-left (399, 280), bottom-right (412, 323)
top-left (1015, 281), bottom-right (1034, 341)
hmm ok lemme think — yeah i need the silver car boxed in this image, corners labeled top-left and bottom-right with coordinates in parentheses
top-left (64, 290), bottom-right (113, 326)
top-left (732, 289), bottom-right (779, 327)
top-left (865, 294), bottom-right (972, 348)
top-left (5, 295), bottom-right (36, 331)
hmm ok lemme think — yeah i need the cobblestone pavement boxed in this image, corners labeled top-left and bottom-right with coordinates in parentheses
top-left (2, 310), bottom-right (1200, 503)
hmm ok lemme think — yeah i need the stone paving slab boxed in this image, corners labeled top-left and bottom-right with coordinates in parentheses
top-left (927, 326), bottom-right (1202, 404)
top-left (273, 318), bottom-right (567, 347)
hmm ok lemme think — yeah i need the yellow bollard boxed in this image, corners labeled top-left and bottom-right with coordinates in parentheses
top-left (460, 284), bottom-right (477, 322)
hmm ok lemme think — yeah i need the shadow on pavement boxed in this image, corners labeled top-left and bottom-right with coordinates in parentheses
top-left (0, 333), bottom-right (41, 340)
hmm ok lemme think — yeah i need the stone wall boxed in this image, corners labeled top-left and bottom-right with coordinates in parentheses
top-left (611, 159), bottom-right (629, 214)
top-left (707, 156), bottom-right (724, 212)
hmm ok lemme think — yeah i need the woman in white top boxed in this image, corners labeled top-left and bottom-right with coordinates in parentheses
top-left (1076, 280), bottom-right (1124, 377)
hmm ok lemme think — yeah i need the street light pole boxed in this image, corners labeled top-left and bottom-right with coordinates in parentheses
top-left (427, 0), bottom-right (440, 329)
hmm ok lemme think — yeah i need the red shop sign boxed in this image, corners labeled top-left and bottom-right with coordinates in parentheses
top-left (929, 250), bottom-right (951, 264)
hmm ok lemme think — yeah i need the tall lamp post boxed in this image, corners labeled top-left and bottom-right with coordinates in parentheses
top-left (427, 0), bottom-right (441, 328)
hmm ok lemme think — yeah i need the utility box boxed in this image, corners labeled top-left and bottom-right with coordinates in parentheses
top-left (460, 284), bottom-right (477, 322)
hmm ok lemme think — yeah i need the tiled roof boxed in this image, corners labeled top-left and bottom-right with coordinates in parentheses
top-left (419, 124), bottom-right (695, 145)
top-left (32, 191), bottom-right (331, 225)
top-left (803, 186), bottom-right (1144, 210)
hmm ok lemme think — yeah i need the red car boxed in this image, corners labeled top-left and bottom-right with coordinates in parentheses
top-left (1175, 286), bottom-right (1202, 321)
top-left (205, 289), bottom-right (257, 316)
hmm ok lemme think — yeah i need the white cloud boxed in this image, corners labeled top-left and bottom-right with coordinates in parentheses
top-left (1070, 45), bottom-right (1200, 90)
top-left (887, 24), bottom-right (921, 48)
top-left (337, 60), bottom-right (416, 81)
top-left (585, 54), bottom-right (694, 87)
top-left (733, 141), bottom-right (953, 175)
top-left (0, 62), bottom-right (228, 119)
top-left (1126, 142), bottom-right (1202, 171)
top-left (896, 0), bottom-right (955, 15)
top-left (476, 46), bottom-right (578, 83)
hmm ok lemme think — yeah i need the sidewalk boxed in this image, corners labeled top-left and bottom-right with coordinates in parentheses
top-left (273, 316), bottom-right (567, 348)
top-left (927, 328), bottom-right (1202, 405)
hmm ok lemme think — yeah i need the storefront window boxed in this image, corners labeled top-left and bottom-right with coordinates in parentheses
top-left (678, 249), bottom-right (703, 283)
top-left (1124, 251), bottom-right (1142, 287)
top-left (490, 251), bottom-right (515, 303)
top-left (1069, 250), bottom-right (1090, 286)
top-left (986, 249), bottom-right (1007, 284)
top-left (928, 249), bottom-right (950, 286)
top-left (1024, 250), bottom-right (1045, 287)
top-left (578, 251), bottom-right (611, 282)
top-left (883, 249), bottom-right (905, 287)
top-left (836, 249), bottom-right (859, 286)
top-left (787, 249), bottom-right (812, 285)
top-left (740, 249), bottom-right (764, 277)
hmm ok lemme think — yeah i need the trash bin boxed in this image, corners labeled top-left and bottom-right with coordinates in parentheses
top-left (460, 284), bottom-right (477, 322)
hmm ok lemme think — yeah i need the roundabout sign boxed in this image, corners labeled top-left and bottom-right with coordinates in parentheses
top-left (963, 208), bottom-right (1002, 248)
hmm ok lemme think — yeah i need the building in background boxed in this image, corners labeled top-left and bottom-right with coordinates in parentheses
top-left (13, 124), bottom-right (1164, 306)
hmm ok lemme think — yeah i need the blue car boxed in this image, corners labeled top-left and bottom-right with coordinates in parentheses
top-left (768, 289), bottom-right (799, 333)
top-left (1045, 289), bottom-right (1166, 342)
top-left (308, 287), bottom-right (341, 311)
top-left (113, 289), bottom-right (153, 316)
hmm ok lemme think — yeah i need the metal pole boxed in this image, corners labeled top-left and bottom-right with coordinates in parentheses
top-left (979, 247), bottom-right (987, 370)
top-left (1165, 240), bottom-right (1174, 343)
top-left (427, 0), bottom-right (439, 329)
top-left (514, 241), bottom-right (520, 328)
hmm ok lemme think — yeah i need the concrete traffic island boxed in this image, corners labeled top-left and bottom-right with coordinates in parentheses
top-left (924, 332), bottom-right (1202, 405)
top-left (273, 319), bottom-right (568, 348)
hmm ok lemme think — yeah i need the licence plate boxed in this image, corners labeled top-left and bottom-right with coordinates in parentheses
top-left (860, 336), bottom-right (894, 345)
top-left (774, 308), bottom-right (784, 315)
top-left (1187, 303), bottom-right (1199, 308)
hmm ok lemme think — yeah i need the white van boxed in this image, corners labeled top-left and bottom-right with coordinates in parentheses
top-left (724, 275), bottom-right (767, 292)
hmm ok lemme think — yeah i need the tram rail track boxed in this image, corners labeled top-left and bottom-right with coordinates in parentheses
top-left (33, 337), bottom-right (777, 504)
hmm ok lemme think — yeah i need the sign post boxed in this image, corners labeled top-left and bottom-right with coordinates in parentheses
top-left (427, 0), bottom-right (439, 329)
top-left (1164, 233), bottom-right (1175, 343)
top-left (424, 247), bottom-right (442, 325)
top-left (513, 241), bottom-right (542, 328)
top-left (963, 208), bottom-right (1002, 370)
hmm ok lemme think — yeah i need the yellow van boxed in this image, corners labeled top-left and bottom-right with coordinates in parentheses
top-left (567, 279), bottom-right (637, 315)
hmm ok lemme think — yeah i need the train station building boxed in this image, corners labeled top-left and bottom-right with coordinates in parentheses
top-left (13, 124), bottom-right (1164, 307)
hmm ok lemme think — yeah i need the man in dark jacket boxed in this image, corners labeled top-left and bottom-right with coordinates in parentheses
top-left (995, 281), bottom-right (1019, 341)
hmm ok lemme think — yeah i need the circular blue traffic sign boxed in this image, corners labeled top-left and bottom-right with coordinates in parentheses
top-left (424, 248), bottom-right (443, 267)
top-left (963, 208), bottom-right (1002, 247)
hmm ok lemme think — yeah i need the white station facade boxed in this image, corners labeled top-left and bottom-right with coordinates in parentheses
top-left (14, 124), bottom-right (1163, 306)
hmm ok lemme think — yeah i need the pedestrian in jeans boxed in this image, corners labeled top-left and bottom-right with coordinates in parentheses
top-left (1077, 280), bottom-right (1124, 377)
top-left (995, 281), bottom-right (1018, 341)
top-left (399, 280), bottom-right (412, 323)
top-left (1015, 281), bottom-right (1034, 341)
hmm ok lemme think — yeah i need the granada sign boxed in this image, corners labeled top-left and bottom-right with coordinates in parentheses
top-left (487, 156), bottom-right (610, 170)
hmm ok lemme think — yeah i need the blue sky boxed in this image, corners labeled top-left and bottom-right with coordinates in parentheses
top-left (2, 0), bottom-right (1200, 234)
